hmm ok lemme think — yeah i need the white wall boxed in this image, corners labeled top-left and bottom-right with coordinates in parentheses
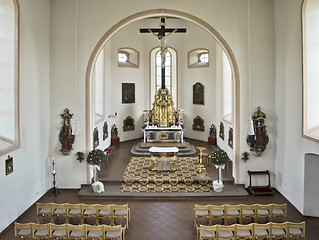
top-left (274, 0), bottom-right (319, 215)
top-left (0, 0), bottom-right (50, 233)
top-left (304, 153), bottom-right (319, 216)
top-left (238, 0), bottom-right (276, 187)
top-left (50, 0), bottom-right (87, 188)
top-left (48, 0), bottom-right (277, 188)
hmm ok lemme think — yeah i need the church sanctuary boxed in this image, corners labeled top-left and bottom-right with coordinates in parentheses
top-left (1, 0), bottom-right (319, 239)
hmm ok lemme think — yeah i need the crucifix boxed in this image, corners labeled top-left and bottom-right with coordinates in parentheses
top-left (140, 17), bottom-right (187, 89)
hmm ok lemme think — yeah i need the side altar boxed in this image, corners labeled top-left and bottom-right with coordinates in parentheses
top-left (143, 88), bottom-right (184, 143)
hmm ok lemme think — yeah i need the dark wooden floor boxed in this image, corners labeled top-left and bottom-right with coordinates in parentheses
top-left (1, 138), bottom-right (318, 239)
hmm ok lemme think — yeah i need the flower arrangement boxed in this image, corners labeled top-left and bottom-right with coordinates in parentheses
top-left (86, 149), bottom-right (106, 165)
top-left (175, 122), bottom-right (180, 126)
top-left (210, 149), bottom-right (229, 166)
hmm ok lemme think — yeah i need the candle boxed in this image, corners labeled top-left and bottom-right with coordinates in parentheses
top-left (52, 157), bottom-right (55, 170)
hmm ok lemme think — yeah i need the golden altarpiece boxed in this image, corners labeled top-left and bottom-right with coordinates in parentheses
top-left (143, 88), bottom-right (184, 143)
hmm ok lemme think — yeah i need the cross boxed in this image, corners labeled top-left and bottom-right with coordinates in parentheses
top-left (140, 17), bottom-right (187, 89)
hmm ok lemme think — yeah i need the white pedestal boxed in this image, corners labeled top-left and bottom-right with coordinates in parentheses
top-left (212, 180), bottom-right (224, 192)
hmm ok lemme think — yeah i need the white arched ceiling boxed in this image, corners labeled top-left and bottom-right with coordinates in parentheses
top-left (85, 9), bottom-right (240, 183)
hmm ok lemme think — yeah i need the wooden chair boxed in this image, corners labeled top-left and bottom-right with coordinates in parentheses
top-left (198, 224), bottom-right (217, 240)
top-left (104, 225), bottom-right (123, 240)
top-left (287, 221), bottom-right (305, 239)
top-left (86, 224), bottom-right (104, 240)
top-left (253, 222), bottom-right (271, 240)
top-left (37, 203), bottom-right (53, 223)
top-left (67, 203), bottom-right (83, 224)
top-left (255, 204), bottom-right (272, 223)
top-left (14, 222), bottom-right (33, 239)
top-left (68, 223), bottom-right (86, 240)
top-left (51, 203), bottom-right (68, 224)
top-left (83, 204), bottom-right (98, 225)
top-left (104, 147), bottom-right (113, 161)
top-left (210, 205), bottom-right (226, 225)
top-left (270, 222), bottom-right (288, 240)
top-left (235, 223), bottom-right (253, 240)
top-left (50, 223), bottom-right (68, 239)
top-left (271, 204), bottom-right (287, 222)
top-left (32, 223), bottom-right (51, 240)
top-left (225, 204), bottom-right (241, 225)
top-left (194, 204), bottom-right (211, 228)
top-left (113, 204), bottom-right (130, 229)
top-left (240, 204), bottom-right (256, 224)
top-left (97, 204), bottom-right (113, 225)
top-left (217, 224), bottom-right (236, 240)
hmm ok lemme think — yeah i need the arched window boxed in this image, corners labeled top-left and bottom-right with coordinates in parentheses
top-left (155, 50), bottom-right (172, 92)
top-left (0, 0), bottom-right (20, 156)
top-left (93, 48), bottom-right (105, 124)
top-left (223, 51), bottom-right (232, 124)
top-left (150, 47), bottom-right (177, 107)
top-left (302, 0), bottom-right (319, 141)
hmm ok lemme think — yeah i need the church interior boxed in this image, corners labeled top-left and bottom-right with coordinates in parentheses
top-left (1, 0), bottom-right (319, 239)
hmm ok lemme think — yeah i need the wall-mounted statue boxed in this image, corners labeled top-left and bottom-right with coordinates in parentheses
top-left (111, 124), bottom-right (118, 138)
top-left (59, 108), bottom-right (75, 155)
top-left (111, 124), bottom-right (120, 145)
top-left (246, 106), bottom-right (269, 156)
top-left (219, 122), bottom-right (224, 140)
top-left (208, 124), bottom-right (217, 145)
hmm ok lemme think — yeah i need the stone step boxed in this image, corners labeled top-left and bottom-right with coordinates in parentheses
top-left (131, 141), bottom-right (197, 156)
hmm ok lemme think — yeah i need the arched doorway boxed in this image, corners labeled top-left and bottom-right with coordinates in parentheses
top-left (85, 9), bottom-right (240, 183)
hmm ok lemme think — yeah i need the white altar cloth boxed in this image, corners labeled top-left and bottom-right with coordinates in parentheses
top-left (149, 146), bottom-right (179, 153)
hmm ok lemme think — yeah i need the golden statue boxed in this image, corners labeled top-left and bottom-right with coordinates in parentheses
top-left (149, 88), bottom-right (176, 127)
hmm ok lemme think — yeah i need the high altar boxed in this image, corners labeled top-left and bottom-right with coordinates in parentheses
top-left (143, 88), bottom-right (184, 143)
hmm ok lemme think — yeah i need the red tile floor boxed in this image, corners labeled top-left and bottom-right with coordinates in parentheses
top-left (1, 139), bottom-right (318, 240)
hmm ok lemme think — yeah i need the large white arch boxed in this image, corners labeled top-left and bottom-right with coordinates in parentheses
top-left (85, 9), bottom-right (240, 183)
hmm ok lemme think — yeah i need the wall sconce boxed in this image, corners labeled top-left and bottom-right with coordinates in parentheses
top-left (108, 112), bottom-right (117, 118)
top-left (246, 106), bottom-right (269, 157)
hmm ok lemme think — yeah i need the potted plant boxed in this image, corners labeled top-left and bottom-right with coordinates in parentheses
top-left (87, 149), bottom-right (107, 182)
top-left (210, 149), bottom-right (230, 192)
top-left (76, 152), bottom-right (85, 162)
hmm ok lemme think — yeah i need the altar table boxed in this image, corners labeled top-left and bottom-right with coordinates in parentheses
top-left (143, 126), bottom-right (184, 143)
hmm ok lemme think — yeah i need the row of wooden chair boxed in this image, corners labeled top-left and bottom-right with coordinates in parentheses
top-left (194, 203), bottom-right (287, 227)
top-left (15, 222), bottom-right (125, 240)
top-left (36, 203), bottom-right (130, 229)
top-left (197, 221), bottom-right (305, 240)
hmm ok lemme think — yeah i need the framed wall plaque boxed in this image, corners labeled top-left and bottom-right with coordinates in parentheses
top-left (5, 155), bottom-right (13, 175)
top-left (122, 83), bottom-right (135, 104)
top-left (193, 82), bottom-right (204, 105)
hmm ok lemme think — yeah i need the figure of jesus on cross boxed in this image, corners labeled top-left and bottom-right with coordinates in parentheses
top-left (140, 17), bottom-right (187, 89)
top-left (148, 27), bottom-right (177, 68)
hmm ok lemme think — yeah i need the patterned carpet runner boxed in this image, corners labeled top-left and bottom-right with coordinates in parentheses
top-left (120, 157), bottom-right (213, 192)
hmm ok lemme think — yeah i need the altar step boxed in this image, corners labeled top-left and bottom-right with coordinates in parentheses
top-left (78, 180), bottom-right (248, 200)
top-left (130, 141), bottom-right (197, 156)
